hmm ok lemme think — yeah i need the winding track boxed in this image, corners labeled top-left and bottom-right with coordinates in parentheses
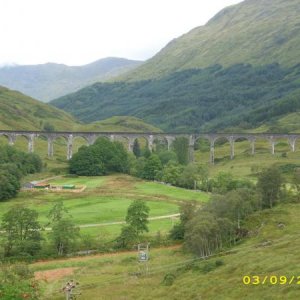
top-left (44, 213), bottom-right (180, 230)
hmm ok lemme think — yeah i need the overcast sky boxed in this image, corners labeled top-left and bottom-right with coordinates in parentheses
top-left (0, 0), bottom-right (243, 66)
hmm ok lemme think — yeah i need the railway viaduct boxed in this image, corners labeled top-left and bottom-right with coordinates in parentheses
top-left (0, 130), bottom-right (299, 164)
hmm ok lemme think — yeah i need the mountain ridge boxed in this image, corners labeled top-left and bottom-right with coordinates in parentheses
top-left (118, 0), bottom-right (300, 81)
top-left (0, 57), bottom-right (143, 102)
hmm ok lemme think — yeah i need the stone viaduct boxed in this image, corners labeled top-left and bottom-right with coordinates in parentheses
top-left (0, 130), bottom-right (299, 164)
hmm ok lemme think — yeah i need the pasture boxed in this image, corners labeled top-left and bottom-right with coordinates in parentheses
top-left (0, 174), bottom-right (208, 240)
top-left (30, 202), bottom-right (300, 300)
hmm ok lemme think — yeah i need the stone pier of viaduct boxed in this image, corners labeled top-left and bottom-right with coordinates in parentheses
top-left (0, 130), bottom-right (299, 164)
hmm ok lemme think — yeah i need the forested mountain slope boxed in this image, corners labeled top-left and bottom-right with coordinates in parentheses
top-left (51, 63), bottom-right (300, 132)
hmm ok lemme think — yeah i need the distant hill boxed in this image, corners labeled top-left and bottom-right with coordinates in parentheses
top-left (0, 58), bottom-right (142, 102)
top-left (80, 116), bottom-right (162, 133)
top-left (51, 63), bottom-right (300, 132)
top-left (120, 0), bottom-right (300, 81)
top-left (0, 86), bottom-right (77, 131)
top-left (0, 86), bottom-right (160, 133)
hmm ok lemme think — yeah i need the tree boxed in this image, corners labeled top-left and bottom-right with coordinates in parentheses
top-left (0, 170), bottom-right (20, 201)
top-left (142, 147), bottom-right (152, 159)
top-left (1, 206), bottom-right (42, 257)
top-left (131, 157), bottom-right (146, 178)
top-left (158, 150), bottom-right (178, 165)
top-left (70, 146), bottom-right (105, 175)
top-left (50, 219), bottom-right (80, 256)
top-left (22, 153), bottom-right (42, 174)
top-left (43, 122), bottom-right (55, 132)
top-left (162, 162), bottom-right (183, 186)
top-left (172, 137), bottom-right (189, 165)
top-left (0, 146), bottom-right (42, 200)
top-left (0, 163), bottom-right (22, 180)
top-left (133, 139), bottom-right (141, 158)
top-left (108, 141), bottom-right (130, 173)
top-left (197, 165), bottom-right (210, 192)
top-left (182, 187), bottom-right (261, 256)
top-left (47, 201), bottom-right (69, 223)
top-left (169, 201), bottom-right (197, 240)
top-left (206, 189), bottom-right (259, 230)
top-left (211, 172), bottom-right (237, 194)
top-left (257, 166), bottom-right (283, 208)
top-left (47, 202), bottom-right (79, 256)
top-left (125, 200), bottom-right (150, 236)
top-left (141, 154), bottom-right (162, 180)
top-left (177, 164), bottom-right (201, 189)
top-left (115, 225), bottom-right (138, 249)
top-left (116, 200), bottom-right (150, 249)
top-left (69, 137), bottom-right (129, 176)
top-left (184, 211), bottom-right (220, 257)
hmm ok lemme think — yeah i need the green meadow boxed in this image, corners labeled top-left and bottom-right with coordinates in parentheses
top-left (0, 174), bottom-right (208, 241)
top-left (31, 202), bottom-right (300, 300)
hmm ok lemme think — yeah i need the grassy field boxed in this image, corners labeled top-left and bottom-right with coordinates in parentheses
top-left (31, 202), bottom-right (300, 300)
top-left (0, 174), bottom-right (207, 240)
top-left (195, 138), bottom-right (300, 178)
top-left (134, 181), bottom-right (209, 202)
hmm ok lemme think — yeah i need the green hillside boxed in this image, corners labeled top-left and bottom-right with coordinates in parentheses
top-left (0, 86), bottom-right (160, 133)
top-left (31, 198), bottom-right (300, 300)
top-left (253, 112), bottom-right (300, 133)
top-left (51, 63), bottom-right (300, 132)
top-left (121, 0), bottom-right (300, 81)
top-left (0, 86), bottom-right (77, 131)
top-left (80, 116), bottom-right (162, 132)
top-left (0, 57), bottom-right (142, 102)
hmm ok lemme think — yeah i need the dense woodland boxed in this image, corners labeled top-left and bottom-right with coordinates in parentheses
top-left (52, 63), bottom-right (300, 132)
top-left (0, 146), bottom-right (42, 200)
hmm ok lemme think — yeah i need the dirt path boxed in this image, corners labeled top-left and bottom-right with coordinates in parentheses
top-left (43, 213), bottom-right (180, 230)
top-left (77, 213), bottom-right (180, 228)
top-left (35, 267), bottom-right (78, 282)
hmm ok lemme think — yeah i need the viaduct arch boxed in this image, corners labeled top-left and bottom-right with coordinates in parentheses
top-left (0, 130), bottom-right (299, 164)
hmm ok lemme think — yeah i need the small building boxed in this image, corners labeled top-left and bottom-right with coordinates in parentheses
top-left (33, 182), bottom-right (50, 189)
top-left (23, 182), bottom-right (36, 189)
top-left (62, 184), bottom-right (75, 190)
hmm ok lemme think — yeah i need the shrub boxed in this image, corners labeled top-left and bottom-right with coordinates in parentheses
top-left (161, 273), bottom-right (176, 286)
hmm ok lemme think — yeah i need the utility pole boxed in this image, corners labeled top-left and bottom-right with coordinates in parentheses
top-left (138, 243), bottom-right (150, 275)
top-left (62, 280), bottom-right (80, 300)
